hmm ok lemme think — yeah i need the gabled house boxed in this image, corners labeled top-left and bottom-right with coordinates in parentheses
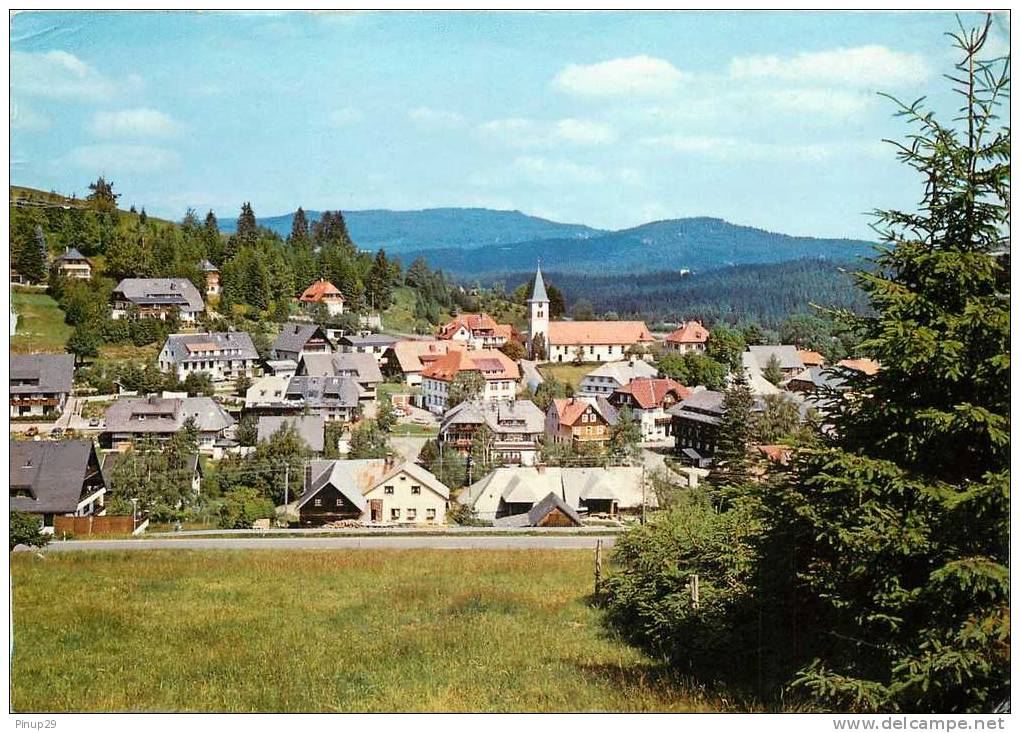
top-left (297, 458), bottom-right (450, 526)
top-left (257, 414), bottom-right (326, 454)
top-left (283, 376), bottom-right (362, 423)
top-left (111, 278), bottom-right (205, 323)
top-left (101, 396), bottom-right (235, 456)
top-left (439, 399), bottom-right (546, 466)
top-left (10, 440), bottom-right (107, 530)
top-left (544, 321), bottom-right (656, 364)
top-left (797, 349), bottom-right (826, 368)
top-left (244, 374), bottom-right (292, 413)
top-left (577, 359), bottom-right (658, 397)
top-left (492, 491), bottom-right (582, 528)
top-left (664, 320), bottom-right (709, 354)
top-left (271, 323), bottom-right (332, 363)
top-left (382, 339), bottom-right (460, 386)
top-left (437, 313), bottom-right (516, 349)
top-left (420, 349), bottom-right (520, 414)
top-left (54, 247), bottom-right (92, 280)
top-left (158, 331), bottom-right (259, 384)
top-left (10, 353), bottom-right (74, 418)
top-left (298, 278), bottom-right (345, 317)
top-left (199, 260), bottom-right (220, 296)
top-left (609, 377), bottom-right (692, 442)
top-left (459, 465), bottom-right (653, 521)
top-left (746, 345), bottom-right (805, 379)
top-left (336, 333), bottom-right (400, 364)
top-left (298, 351), bottom-right (383, 401)
top-left (545, 397), bottom-right (616, 452)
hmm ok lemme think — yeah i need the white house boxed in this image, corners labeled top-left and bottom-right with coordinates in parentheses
top-left (577, 359), bottom-right (658, 397)
top-left (111, 278), bottom-right (205, 323)
top-left (158, 332), bottom-right (260, 384)
top-left (608, 377), bottom-right (692, 442)
top-left (420, 348), bottom-right (520, 415)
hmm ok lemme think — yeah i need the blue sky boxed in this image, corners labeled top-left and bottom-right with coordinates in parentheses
top-left (10, 11), bottom-right (1010, 238)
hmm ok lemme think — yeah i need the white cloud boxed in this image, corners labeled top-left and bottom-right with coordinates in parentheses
top-left (619, 167), bottom-right (646, 186)
top-left (642, 134), bottom-right (888, 163)
top-left (65, 144), bottom-right (182, 173)
top-left (554, 118), bottom-right (617, 145)
top-left (89, 108), bottom-right (183, 139)
top-left (511, 156), bottom-right (605, 185)
top-left (759, 88), bottom-right (876, 116)
top-left (11, 50), bottom-right (138, 100)
top-left (730, 46), bottom-right (930, 87)
top-left (552, 55), bottom-right (684, 97)
top-left (327, 107), bottom-right (363, 126)
top-left (408, 107), bottom-right (465, 128)
top-left (10, 103), bottom-right (50, 131)
top-left (477, 117), bottom-right (616, 148)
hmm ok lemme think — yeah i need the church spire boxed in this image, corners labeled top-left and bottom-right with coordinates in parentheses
top-left (528, 263), bottom-right (549, 303)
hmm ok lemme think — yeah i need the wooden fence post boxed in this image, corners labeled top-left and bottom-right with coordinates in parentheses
top-left (594, 539), bottom-right (603, 604)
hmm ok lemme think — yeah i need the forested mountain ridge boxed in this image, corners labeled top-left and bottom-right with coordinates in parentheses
top-left (412, 216), bottom-right (874, 276)
top-left (220, 207), bottom-right (605, 252)
top-left (496, 258), bottom-right (872, 329)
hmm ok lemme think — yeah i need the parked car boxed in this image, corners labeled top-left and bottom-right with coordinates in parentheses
top-left (50, 427), bottom-right (63, 438)
top-left (25, 426), bottom-right (38, 437)
top-left (89, 417), bottom-right (101, 427)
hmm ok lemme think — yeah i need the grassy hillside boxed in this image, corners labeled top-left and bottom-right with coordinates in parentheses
top-left (10, 550), bottom-right (724, 713)
top-left (10, 288), bottom-right (72, 354)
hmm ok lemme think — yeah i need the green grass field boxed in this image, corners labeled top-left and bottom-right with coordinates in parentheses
top-left (11, 289), bottom-right (73, 354)
top-left (536, 362), bottom-right (599, 391)
top-left (11, 550), bottom-right (716, 713)
top-left (381, 286), bottom-right (452, 335)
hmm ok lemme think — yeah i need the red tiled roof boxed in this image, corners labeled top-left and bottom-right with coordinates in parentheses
top-left (838, 358), bottom-right (880, 376)
top-left (437, 313), bottom-right (504, 340)
top-left (547, 321), bottom-right (655, 346)
top-left (550, 398), bottom-right (605, 427)
top-left (665, 320), bottom-right (709, 345)
top-left (797, 350), bottom-right (826, 367)
top-left (299, 279), bottom-right (344, 303)
top-left (420, 349), bottom-right (519, 383)
top-left (614, 378), bottom-right (692, 409)
top-left (757, 444), bottom-right (792, 464)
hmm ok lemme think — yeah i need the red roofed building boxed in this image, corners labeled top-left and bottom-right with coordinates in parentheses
top-left (837, 358), bottom-right (880, 376)
top-left (299, 278), bottom-right (345, 317)
top-left (664, 320), bottom-right (709, 354)
top-left (797, 349), bottom-right (826, 367)
top-left (545, 321), bottom-right (655, 363)
top-left (420, 349), bottom-right (520, 414)
top-left (437, 313), bottom-right (517, 349)
top-left (609, 378), bottom-right (692, 441)
top-left (545, 397), bottom-right (614, 452)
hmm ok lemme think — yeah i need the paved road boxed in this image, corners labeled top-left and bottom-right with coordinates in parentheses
top-left (28, 535), bottom-right (616, 553)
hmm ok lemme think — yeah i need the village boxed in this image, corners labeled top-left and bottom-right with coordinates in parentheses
top-left (11, 257), bottom-right (879, 536)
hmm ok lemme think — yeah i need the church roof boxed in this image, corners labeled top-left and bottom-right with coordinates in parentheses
top-left (528, 266), bottom-right (549, 303)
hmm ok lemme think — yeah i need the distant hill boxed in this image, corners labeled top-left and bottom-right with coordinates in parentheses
top-left (414, 217), bottom-right (874, 277)
top-left (220, 207), bottom-right (605, 252)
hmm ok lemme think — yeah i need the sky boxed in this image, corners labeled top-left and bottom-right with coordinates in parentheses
top-left (9, 11), bottom-right (1010, 239)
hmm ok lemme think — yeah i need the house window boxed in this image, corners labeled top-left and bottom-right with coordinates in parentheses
top-left (411, 486), bottom-right (421, 495)
top-left (426, 508), bottom-right (436, 521)
top-left (391, 508), bottom-right (401, 520)
top-left (336, 498), bottom-right (343, 507)
top-left (384, 486), bottom-right (394, 495)
top-left (407, 508), bottom-right (417, 520)
top-left (314, 498), bottom-right (322, 507)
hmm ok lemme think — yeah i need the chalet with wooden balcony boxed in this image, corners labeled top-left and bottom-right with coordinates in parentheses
top-left (10, 353), bottom-right (74, 419)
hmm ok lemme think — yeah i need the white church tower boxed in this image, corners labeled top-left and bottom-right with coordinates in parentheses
top-left (527, 265), bottom-right (549, 359)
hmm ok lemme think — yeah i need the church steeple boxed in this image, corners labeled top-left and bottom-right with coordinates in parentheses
top-left (528, 263), bottom-right (549, 360)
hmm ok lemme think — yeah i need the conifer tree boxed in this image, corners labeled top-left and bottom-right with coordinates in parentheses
top-left (711, 368), bottom-right (756, 488)
top-left (14, 225), bottom-right (47, 283)
top-left (235, 202), bottom-right (258, 246)
top-left (289, 207), bottom-right (309, 244)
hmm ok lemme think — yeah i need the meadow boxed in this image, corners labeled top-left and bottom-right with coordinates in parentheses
top-left (10, 289), bottom-right (73, 354)
top-left (10, 549), bottom-right (719, 713)
top-left (536, 362), bottom-right (599, 391)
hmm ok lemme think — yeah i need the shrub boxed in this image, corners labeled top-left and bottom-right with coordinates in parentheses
top-left (10, 511), bottom-right (50, 551)
top-left (218, 487), bottom-right (276, 529)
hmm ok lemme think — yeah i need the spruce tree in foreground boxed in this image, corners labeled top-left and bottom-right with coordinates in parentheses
top-left (760, 18), bottom-right (1010, 712)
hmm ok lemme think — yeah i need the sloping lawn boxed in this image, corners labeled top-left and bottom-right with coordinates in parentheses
top-left (11, 549), bottom-right (715, 713)
top-left (536, 362), bottom-right (599, 391)
top-left (11, 289), bottom-right (72, 354)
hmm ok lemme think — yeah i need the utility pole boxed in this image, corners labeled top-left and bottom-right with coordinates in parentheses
top-left (641, 464), bottom-right (647, 525)
top-left (283, 463), bottom-right (289, 508)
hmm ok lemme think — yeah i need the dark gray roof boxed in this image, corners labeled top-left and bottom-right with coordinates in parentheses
top-left (161, 332), bottom-right (258, 363)
top-left (10, 440), bottom-right (103, 514)
top-left (10, 353), bottom-right (74, 395)
top-left (748, 345), bottom-right (804, 371)
top-left (441, 399), bottom-right (545, 435)
top-left (103, 396), bottom-right (234, 435)
top-left (272, 323), bottom-right (331, 355)
top-left (285, 376), bottom-right (361, 408)
top-left (493, 491), bottom-right (582, 527)
top-left (339, 334), bottom-right (399, 349)
top-left (55, 247), bottom-right (89, 262)
top-left (300, 352), bottom-right (383, 384)
top-left (198, 259), bottom-right (219, 272)
top-left (257, 415), bottom-right (325, 453)
top-left (113, 278), bottom-right (205, 312)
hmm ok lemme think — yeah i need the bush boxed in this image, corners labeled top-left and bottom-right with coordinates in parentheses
top-left (602, 496), bottom-right (761, 683)
top-left (10, 511), bottom-right (50, 551)
top-left (218, 487), bottom-right (276, 529)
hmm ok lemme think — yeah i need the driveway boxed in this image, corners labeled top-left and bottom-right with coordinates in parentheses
top-left (27, 535), bottom-right (616, 553)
